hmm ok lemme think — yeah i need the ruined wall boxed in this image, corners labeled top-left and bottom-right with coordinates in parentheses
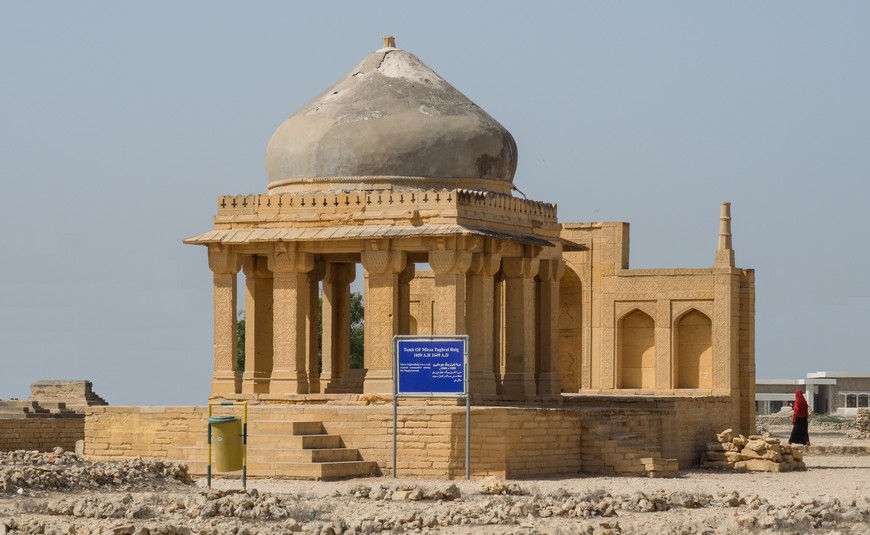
top-left (0, 416), bottom-right (84, 452)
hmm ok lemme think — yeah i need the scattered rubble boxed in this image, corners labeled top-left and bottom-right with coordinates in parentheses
top-left (846, 408), bottom-right (870, 439)
top-left (701, 428), bottom-right (805, 472)
top-left (1, 448), bottom-right (192, 493)
top-left (4, 448), bottom-right (870, 534)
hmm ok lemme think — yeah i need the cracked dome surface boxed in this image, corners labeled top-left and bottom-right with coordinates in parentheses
top-left (265, 46), bottom-right (518, 193)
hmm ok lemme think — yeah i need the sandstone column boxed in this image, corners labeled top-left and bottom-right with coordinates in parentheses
top-left (467, 250), bottom-right (501, 397)
top-left (267, 246), bottom-right (314, 395)
top-left (208, 245), bottom-right (240, 396)
top-left (501, 255), bottom-right (539, 399)
top-left (241, 256), bottom-right (273, 394)
top-left (361, 245), bottom-right (406, 394)
top-left (307, 261), bottom-right (325, 394)
top-left (322, 262), bottom-right (356, 392)
top-left (536, 258), bottom-right (563, 398)
top-left (429, 248), bottom-right (472, 335)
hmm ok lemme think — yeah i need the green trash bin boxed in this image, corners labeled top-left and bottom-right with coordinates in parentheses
top-left (209, 416), bottom-right (243, 472)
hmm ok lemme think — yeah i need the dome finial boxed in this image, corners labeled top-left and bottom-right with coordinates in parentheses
top-left (383, 36), bottom-right (396, 48)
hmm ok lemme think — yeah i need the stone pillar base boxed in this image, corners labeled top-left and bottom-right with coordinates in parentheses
top-left (537, 372), bottom-right (562, 398)
top-left (269, 370), bottom-right (310, 395)
top-left (501, 372), bottom-right (536, 399)
top-left (470, 371), bottom-right (499, 396)
top-left (242, 372), bottom-right (272, 394)
top-left (211, 372), bottom-right (240, 397)
top-left (363, 371), bottom-right (393, 394)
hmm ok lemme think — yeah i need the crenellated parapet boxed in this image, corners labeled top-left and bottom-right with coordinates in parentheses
top-left (213, 189), bottom-right (558, 236)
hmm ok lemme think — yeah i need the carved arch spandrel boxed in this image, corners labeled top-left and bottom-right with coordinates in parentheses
top-left (671, 301), bottom-right (714, 324)
top-left (614, 301), bottom-right (657, 323)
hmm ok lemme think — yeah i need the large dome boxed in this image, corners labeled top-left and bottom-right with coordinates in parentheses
top-left (265, 39), bottom-right (518, 194)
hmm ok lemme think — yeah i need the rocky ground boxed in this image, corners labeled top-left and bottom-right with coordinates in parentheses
top-left (2, 418), bottom-right (869, 535)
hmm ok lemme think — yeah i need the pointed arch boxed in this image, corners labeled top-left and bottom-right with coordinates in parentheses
top-left (618, 309), bottom-right (655, 389)
top-left (675, 309), bottom-right (713, 389)
top-left (558, 266), bottom-right (582, 392)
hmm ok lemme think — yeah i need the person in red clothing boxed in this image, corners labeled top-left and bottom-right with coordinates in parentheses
top-left (789, 389), bottom-right (811, 446)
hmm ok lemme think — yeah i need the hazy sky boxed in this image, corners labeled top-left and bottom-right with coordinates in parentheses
top-left (2, 2), bottom-right (868, 405)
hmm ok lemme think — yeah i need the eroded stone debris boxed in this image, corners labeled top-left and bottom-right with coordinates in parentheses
top-left (2, 452), bottom-right (870, 534)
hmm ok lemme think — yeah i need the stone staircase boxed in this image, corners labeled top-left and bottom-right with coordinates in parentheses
top-left (581, 415), bottom-right (679, 478)
top-left (168, 420), bottom-right (376, 480)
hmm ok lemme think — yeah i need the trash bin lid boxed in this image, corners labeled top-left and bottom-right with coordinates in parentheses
top-left (208, 416), bottom-right (238, 423)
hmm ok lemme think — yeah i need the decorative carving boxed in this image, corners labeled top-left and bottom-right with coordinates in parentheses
top-left (213, 273), bottom-right (237, 373)
top-left (361, 249), bottom-right (406, 275)
top-left (713, 275), bottom-right (731, 389)
top-left (602, 275), bottom-right (713, 297)
top-left (208, 245), bottom-right (239, 275)
top-left (614, 301), bottom-right (657, 323)
top-left (671, 301), bottom-right (714, 324)
top-left (268, 246), bottom-right (314, 274)
top-left (429, 250), bottom-right (472, 274)
top-left (502, 257), bottom-right (539, 279)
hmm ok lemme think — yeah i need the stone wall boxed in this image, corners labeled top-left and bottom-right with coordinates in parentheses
top-left (84, 406), bottom-right (205, 459)
top-left (84, 404), bottom-right (583, 479)
top-left (0, 416), bottom-right (84, 452)
top-left (83, 397), bottom-right (732, 477)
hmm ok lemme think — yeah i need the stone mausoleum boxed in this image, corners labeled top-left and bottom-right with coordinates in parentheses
top-left (82, 38), bottom-right (756, 479)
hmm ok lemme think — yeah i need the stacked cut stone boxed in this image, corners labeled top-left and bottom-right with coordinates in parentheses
top-left (856, 409), bottom-right (870, 433)
top-left (701, 428), bottom-right (805, 472)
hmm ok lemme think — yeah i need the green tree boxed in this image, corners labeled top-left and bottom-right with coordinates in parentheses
top-left (349, 292), bottom-right (364, 369)
top-left (236, 310), bottom-right (245, 373)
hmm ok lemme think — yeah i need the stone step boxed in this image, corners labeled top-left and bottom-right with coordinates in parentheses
top-left (170, 434), bottom-right (344, 454)
top-left (246, 420), bottom-right (324, 435)
top-left (247, 448), bottom-right (361, 463)
top-left (251, 434), bottom-right (342, 449)
top-left (168, 445), bottom-right (362, 464)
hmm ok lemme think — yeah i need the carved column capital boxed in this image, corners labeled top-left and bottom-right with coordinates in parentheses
top-left (469, 252), bottom-right (502, 277)
top-left (361, 249), bottom-right (407, 275)
top-left (267, 245), bottom-right (314, 274)
top-left (537, 258), bottom-right (565, 282)
top-left (429, 249), bottom-right (473, 274)
top-left (208, 245), bottom-right (240, 275)
top-left (241, 255), bottom-right (271, 279)
top-left (502, 256), bottom-right (540, 279)
top-left (323, 262), bottom-right (357, 285)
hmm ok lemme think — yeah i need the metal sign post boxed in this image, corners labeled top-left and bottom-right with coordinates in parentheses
top-left (393, 335), bottom-right (470, 480)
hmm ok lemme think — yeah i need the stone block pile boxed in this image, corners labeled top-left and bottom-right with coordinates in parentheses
top-left (701, 428), bottom-right (805, 472)
top-left (856, 408), bottom-right (870, 433)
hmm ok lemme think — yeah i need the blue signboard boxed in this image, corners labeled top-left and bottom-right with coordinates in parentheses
top-left (395, 337), bottom-right (467, 397)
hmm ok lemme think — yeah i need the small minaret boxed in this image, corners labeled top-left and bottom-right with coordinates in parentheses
top-left (715, 202), bottom-right (736, 268)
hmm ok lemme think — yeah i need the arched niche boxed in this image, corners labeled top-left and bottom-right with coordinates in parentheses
top-left (618, 309), bottom-right (655, 389)
top-left (558, 266), bottom-right (582, 392)
top-left (674, 309), bottom-right (713, 389)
